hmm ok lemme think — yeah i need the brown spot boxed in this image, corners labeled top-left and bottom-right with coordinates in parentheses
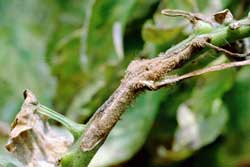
top-left (214, 9), bottom-right (233, 24)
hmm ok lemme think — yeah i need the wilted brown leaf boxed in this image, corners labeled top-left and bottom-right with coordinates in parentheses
top-left (214, 9), bottom-right (233, 24)
top-left (5, 90), bottom-right (73, 167)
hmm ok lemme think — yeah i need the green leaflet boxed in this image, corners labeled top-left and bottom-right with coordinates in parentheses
top-left (45, 0), bottom-right (91, 113)
top-left (174, 99), bottom-right (228, 151)
top-left (218, 66), bottom-right (250, 166)
top-left (172, 67), bottom-right (235, 156)
top-left (81, 0), bottom-right (137, 69)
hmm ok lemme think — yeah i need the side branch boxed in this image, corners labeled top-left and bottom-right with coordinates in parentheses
top-left (153, 59), bottom-right (250, 89)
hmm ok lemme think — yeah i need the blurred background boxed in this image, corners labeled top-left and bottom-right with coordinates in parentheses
top-left (1, 0), bottom-right (250, 166)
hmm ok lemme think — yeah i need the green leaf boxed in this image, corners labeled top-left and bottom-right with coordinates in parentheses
top-left (174, 99), bottom-right (228, 151)
top-left (45, 0), bottom-right (92, 113)
top-left (0, 1), bottom-right (56, 122)
top-left (172, 67), bottom-right (235, 153)
top-left (81, 0), bottom-right (137, 69)
top-left (126, 0), bottom-right (159, 23)
top-left (224, 66), bottom-right (250, 133)
top-left (217, 66), bottom-right (250, 166)
top-left (142, 19), bottom-right (184, 45)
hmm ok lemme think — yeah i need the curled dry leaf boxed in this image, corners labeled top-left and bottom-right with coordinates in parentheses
top-left (5, 90), bottom-right (73, 167)
top-left (213, 9), bottom-right (233, 24)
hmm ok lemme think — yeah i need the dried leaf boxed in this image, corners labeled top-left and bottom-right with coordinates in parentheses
top-left (5, 90), bottom-right (73, 167)
top-left (214, 9), bottom-right (233, 24)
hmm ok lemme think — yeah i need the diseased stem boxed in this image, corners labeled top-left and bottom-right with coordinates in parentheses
top-left (80, 84), bottom-right (136, 151)
top-left (60, 11), bottom-right (250, 167)
top-left (80, 35), bottom-right (209, 152)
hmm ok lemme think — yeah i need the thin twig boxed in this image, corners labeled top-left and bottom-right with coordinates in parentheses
top-left (205, 42), bottom-right (250, 58)
top-left (155, 59), bottom-right (250, 88)
top-left (161, 9), bottom-right (213, 24)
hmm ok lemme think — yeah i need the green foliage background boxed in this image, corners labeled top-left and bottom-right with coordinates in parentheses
top-left (0, 0), bottom-right (250, 166)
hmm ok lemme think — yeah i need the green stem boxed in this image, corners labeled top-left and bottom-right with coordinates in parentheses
top-left (38, 105), bottom-right (85, 139)
top-left (210, 19), bottom-right (250, 46)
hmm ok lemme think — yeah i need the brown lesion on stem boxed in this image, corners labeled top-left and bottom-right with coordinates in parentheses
top-left (80, 36), bottom-right (210, 151)
top-left (80, 28), bottom-right (250, 151)
top-left (78, 8), bottom-right (250, 153)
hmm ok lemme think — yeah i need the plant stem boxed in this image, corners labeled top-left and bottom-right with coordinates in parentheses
top-left (60, 14), bottom-right (250, 167)
top-left (38, 104), bottom-right (85, 139)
